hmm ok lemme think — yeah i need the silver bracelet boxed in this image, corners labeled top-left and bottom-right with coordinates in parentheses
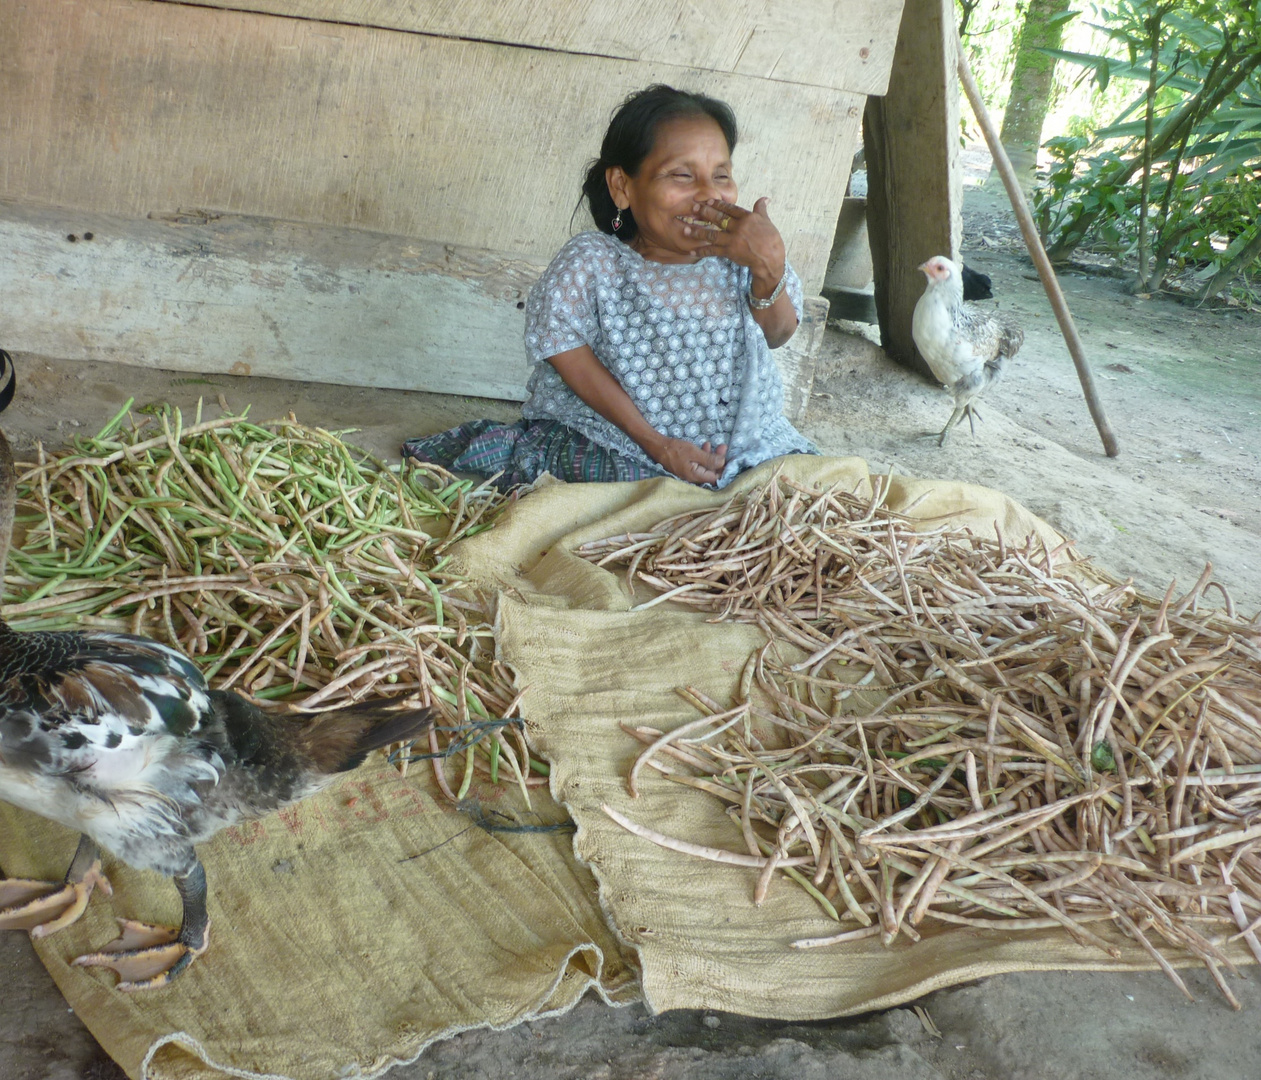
top-left (747, 269), bottom-right (787, 310)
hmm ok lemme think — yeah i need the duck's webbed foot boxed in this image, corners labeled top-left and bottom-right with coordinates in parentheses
top-left (0, 835), bottom-right (112, 936)
top-left (73, 861), bottom-right (209, 991)
top-left (73, 917), bottom-right (209, 991)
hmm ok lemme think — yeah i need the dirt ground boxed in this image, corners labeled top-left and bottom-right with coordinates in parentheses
top-left (3, 183), bottom-right (1261, 1080)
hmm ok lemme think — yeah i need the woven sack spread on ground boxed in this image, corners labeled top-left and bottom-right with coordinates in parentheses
top-left (0, 768), bottom-right (637, 1080)
top-left (5, 454), bottom-right (1251, 1079)
top-left (445, 455), bottom-right (1253, 1018)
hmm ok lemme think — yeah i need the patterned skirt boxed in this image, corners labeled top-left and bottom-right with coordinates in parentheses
top-left (402, 419), bottom-right (662, 493)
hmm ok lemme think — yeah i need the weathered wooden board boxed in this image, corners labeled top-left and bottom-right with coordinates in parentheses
top-left (0, 203), bottom-right (539, 400)
top-left (785, 297), bottom-right (829, 423)
top-left (863, 0), bottom-right (961, 379)
top-left (156, 0), bottom-right (906, 96)
top-left (0, 0), bottom-right (862, 294)
top-left (1, 0), bottom-right (857, 410)
top-left (824, 196), bottom-right (873, 290)
top-left (0, 202), bottom-right (822, 419)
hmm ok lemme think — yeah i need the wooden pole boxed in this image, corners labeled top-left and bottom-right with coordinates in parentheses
top-left (955, 35), bottom-right (1120, 458)
top-left (865, 0), bottom-right (962, 382)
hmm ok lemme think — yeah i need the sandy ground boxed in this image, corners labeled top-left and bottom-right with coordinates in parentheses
top-left (3, 185), bottom-right (1261, 1079)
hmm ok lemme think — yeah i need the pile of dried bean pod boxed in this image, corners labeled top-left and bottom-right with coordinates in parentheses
top-left (584, 472), bottom-right (1261, 1004)
top-left (2, 402), bottom-right (542, 801)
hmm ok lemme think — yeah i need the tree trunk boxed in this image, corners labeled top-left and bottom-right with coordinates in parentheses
top-left (995, 0), bottom-right (1072, 192)
top-left (1134, 11), bottom-right (1166, 292)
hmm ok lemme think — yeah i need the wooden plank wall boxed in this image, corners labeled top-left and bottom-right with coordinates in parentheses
top-left (0, 0), bottom-right (906, 408)
top-left (0, 200), bottom-right (827, 416)
top-left (863, 0), bottom-right (962, 380)
top-left (170, 0), bottom-right (904, 96)
top-left (0, 201), bottom-right (544, 400)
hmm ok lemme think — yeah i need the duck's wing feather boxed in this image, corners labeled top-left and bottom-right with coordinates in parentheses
top-left (0, 628), bottom-right (223, 826)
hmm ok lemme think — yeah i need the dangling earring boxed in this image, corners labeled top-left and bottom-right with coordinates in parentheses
top-left (612, 207), bottom-right (623, 232)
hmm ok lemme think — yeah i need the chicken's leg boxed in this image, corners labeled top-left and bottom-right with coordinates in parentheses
top-left (0, 835), bottom-right (112, 936)
top-left (937, 401), bottom-right (984, 446)
top-left (937, 406), bottom-right (966, 446)
top-left (73, 859), bottom-right (210, 991)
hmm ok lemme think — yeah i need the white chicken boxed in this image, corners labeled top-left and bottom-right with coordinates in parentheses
top-left (911, 255), bottom-right (1024, 445)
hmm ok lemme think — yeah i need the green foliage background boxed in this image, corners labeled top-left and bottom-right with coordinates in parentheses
top-left (959, 0), bottom-right (1261, 301)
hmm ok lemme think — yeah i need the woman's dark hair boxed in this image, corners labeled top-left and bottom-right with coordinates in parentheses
top-left (579, 84), bottom-right (738, 241)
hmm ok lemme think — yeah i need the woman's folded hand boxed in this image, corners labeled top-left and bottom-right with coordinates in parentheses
top-left (650, 437), bottom-right (727, 486)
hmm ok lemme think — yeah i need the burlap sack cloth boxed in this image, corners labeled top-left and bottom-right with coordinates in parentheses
top-left (2, 455), bottom-right (1243, 1078)
top-left (1, 770), bottom-right (637, 1079)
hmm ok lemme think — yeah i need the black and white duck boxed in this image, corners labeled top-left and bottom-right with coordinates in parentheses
top-left (0, 350), bottom-right (434, 989)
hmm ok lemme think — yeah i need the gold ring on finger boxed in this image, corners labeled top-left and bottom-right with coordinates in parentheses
top-left (719, 215), bottom-right (731, 231)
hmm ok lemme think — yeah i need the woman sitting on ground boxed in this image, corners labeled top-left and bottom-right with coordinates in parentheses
top-left (404, 83), bottom-right (816, 490)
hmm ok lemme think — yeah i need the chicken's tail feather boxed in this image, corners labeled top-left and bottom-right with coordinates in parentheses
top-left (298, 699), bottom-right (436, 774)
top-left (982, 354), bottom-right (1008, 390)
top-left (998, 322), bottom-right (1024, 358)
top-left (981, 321), bottom-right (1023, 390)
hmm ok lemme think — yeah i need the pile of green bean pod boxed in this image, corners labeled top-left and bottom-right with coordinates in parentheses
top-left (2, 401), bottom-right (542, 801)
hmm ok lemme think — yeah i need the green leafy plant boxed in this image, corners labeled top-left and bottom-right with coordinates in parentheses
top-left (1030, 0), bottom-right (1261, 300)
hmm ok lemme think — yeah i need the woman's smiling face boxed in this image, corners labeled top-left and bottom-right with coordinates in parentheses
top-left (606, 113), bottom-right (738, 264)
